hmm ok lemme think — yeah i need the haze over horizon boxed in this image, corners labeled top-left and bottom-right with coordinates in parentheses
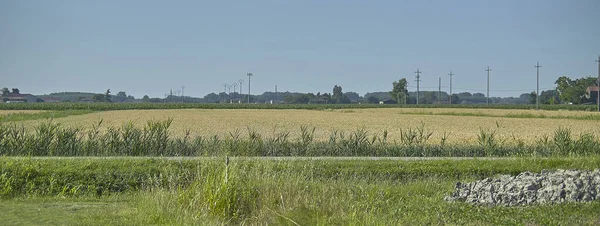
top-left (1, 0), bottom-right (599, 98)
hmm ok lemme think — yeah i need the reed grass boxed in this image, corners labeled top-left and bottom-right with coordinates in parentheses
top-left (1, 119), bottom-right (599, 157)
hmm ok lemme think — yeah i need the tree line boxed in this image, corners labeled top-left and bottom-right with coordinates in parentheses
top-left (2, 74), bottom-right (596, 104)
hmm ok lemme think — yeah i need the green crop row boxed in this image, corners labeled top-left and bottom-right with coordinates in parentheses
top-left (1, 119), bottom-right (599, 157)
top-left (0, 110), bottom-right (94, 122)
top-left (0, 102), bottom-right (597, 111)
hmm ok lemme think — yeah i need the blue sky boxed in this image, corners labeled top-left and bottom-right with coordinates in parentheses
top-left (1, 0), bottom-right (599, 98)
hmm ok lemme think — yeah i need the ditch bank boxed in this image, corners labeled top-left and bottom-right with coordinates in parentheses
top-left (445, 169), bottom-right (600, 206)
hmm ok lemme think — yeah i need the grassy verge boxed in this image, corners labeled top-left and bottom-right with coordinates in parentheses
top-left (0, 157), bottom-right (599, 225)
top-left (0, 110), bottom-right (95, 122)
top-left (0, 196), bottom-right (142, 225)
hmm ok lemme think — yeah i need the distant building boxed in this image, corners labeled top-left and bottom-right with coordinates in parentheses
top-left (1, 93), bottom-right (39, 103)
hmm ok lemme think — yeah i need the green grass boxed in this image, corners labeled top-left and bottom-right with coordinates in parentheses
top-left (0, 102), bottom-right (597, 111)
top-left (1, 157), bottom-right (599, 225)
top-left (0, 196), bottom-right (143, 226)
top-left (0, 110), bottom-right (95, 122)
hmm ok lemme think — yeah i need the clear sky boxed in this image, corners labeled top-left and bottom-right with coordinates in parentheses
top-left (1, 0), bottom-right (599, 98)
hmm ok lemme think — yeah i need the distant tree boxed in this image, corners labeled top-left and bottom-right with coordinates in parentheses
top-left (104, 89), bottom-right (112, 102)
top-left (457, 92), bottom-right (472, 98)
top-left (473, 93), bottom-right (485, 98)
top-left (390, 78), bottom-right (408, 104)
top-left (11, 88), bottom-right (20, 94)
top-left (149, 98), bottom-right (162, 103)
top-left (555, 76), bottom-right (596, 104)
top-left (450, 94), bottom-right (460, 104)
top-left (203, 93), bottom-right (220, 103)
top-left (295, 94), bottom-right (311, 104)
top-left (529, 91), bottom-right (537, 104)
top-left (112, 91), bottom-right (128, 102)
top-left (332, 85), bottom-right (343, 103)
top-left (1, 88), bottom-right (9, 96)
top-left (321, 93), bottom-right (332, 104)
top-left (142, 95), bottom-right (150, 102)
top-left (364, 92), bottom-right (392, 102)
top-left (331, 85), bottom-right (350, 104)
top-left (344, 92), bottom-right (360, 102)
top-left (366, 96), bottom-right (379, 104)
top-left (92, 94), bottom-right (105, 102)
top-left (127, 95), bottom-right (135, 101)
top-left (539, 90), bottom-right (559, 104)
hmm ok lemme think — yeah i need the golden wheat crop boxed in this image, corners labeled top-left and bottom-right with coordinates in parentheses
top-left (9, 108), bottom-right (600, 145)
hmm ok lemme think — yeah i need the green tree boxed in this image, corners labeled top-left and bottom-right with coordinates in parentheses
top-left (92, 94), bottom-right (105, 102)
top-left (1, 88), bottom-right (9, 96)
top-left (539, 90), bottom-right (559, 104)
top-left (142, 95), bottom-right (150, 102)
top-left (331, 85), bottom-right (350, 104)
top-left (529, 91), bottom-right (537, 104)
top-left (366, 96), bottom-right (379, 104)
top-left (450, 94), bottom-right (460, 104)
top-left (11, 88), bottom-right (20, 94)
top-left (332, 85), bottom-right (343, 103)
top-left (344, 92), bottom-right (360, 102)
top-left (390, 78), bottom-right (408, 104)
top-left (556, 76), bottom-right (597, 104)
top-left (104, 89), bottom-right (112, 103)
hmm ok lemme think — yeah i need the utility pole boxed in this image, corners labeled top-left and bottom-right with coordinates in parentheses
top-left (448, 71), bottom-right (454, 104)
top-left (239, 79), bottom-right (244, 97)
top-left (232, 83), bottom-right (237, 94)
top-left (438, 77), bottom-right (441, 104)
top-left (415, 69), bottom-right (421, 105)
top-left (486, 66), bottom-right (491, 105)
top-left (596, 56), bottom-right (600, 112)
top-left (181, 85), bottom-right (185, 103)
top-left (223, 83), bottom-right (227, 103)
top-left (247, 73), bottom-right (253, 104)
top-left (535, 62), bottom-right (541, 110)
top-left (275, 85), bottom-right (278, 104)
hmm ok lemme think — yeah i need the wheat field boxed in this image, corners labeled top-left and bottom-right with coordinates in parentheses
top-left (7, 108), bottom-right (600, 145)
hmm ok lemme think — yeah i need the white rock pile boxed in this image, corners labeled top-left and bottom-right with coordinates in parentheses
top-left (445, 169), bottom-right (600, 206)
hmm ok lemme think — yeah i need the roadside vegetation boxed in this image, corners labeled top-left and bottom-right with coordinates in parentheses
top-left (1, 157), bottom-right (599, 225)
